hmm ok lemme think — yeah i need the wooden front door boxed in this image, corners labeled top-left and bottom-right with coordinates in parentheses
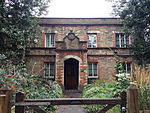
top-left (64, 58), bottom-right (79, 90)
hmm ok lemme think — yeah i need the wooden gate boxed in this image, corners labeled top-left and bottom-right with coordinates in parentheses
top-left (14, 91), bottom-right (127, 113)
top-left (0, 84), bottom-right (141, 113)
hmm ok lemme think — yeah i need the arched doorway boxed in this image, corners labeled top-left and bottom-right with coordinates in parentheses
top-left (64, 58), bottom-right (79, 89)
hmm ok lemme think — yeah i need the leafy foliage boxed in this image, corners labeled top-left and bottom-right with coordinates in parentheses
top-left (112, 0), bottom-right (150, 65)
top-left (0, 0), bottom-right (50, 64)
top-left (0, 61), bottom-right (29, 91)
top-left (115, 73), bottom-right (130, 97)
top-left (82, 57), bottom-right (130, 113)
top-left (115, 57), bottom-right (125, 74)
top-left (0, 62), bottom-right (63, 112)
top-left (82, 80), bottom-right (121, 113)
top-left (114, 56), bottom-right (130, 96)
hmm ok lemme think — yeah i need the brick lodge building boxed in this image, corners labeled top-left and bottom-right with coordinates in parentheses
top-left (26, 18), bottom-right (132, 90)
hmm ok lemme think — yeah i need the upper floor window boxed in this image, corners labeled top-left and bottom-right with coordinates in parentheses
top-left (123, 62), bottom-right (132, 75)
top-left (116, 33), bottom-right (130, 48)
top-left (88, 62), bottom-right (98, 78)
top-left (87, 34), bottom-right (97, 48)
top-left (44, 62), bottom-right (55, 78)
top-left (45, 33), bottom-right (55, 47)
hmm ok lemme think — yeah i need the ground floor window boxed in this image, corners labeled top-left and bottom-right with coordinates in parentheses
top-left (123, 62), bottom-right (132, 75)
top-left (88, 62), bottom-right (98, 78)
top-left (44, 62), bottom-right (55, 78)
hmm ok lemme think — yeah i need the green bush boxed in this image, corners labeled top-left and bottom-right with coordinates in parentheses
top-left (82, 80), bottom-right (120, 113)
top-left (25, 81), bottom-right (63, 113)
top-left (0, 62), bottom-right (63, 113)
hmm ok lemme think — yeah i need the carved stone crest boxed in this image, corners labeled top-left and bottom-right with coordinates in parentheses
top-left (63, 30), bottom-right (80, 49)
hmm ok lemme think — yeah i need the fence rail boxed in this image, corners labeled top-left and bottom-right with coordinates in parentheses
top-left (0, 84), bottom-right (140, 113)
top-left (14, 91), bottom-right (127, 113)
top-left (17, 98), bottom-right (122, 105)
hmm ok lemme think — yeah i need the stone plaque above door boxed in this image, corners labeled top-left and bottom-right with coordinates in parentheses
top-left (63, 30), bottom-right (80, 49)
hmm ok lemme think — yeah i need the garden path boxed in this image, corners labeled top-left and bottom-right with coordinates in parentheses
top-left (57, 90), bottom-right (86, 113)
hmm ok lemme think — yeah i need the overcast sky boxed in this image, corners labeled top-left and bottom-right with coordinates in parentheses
top-left (43, 0), bottom-right (114, 18)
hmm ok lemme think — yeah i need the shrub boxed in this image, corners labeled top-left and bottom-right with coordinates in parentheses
top-left (0, 62), bottom-right (63, 113)
top-left (115, 73), bottom-right (130, 97)
top-left (82, 80), bottom-right (120, 113)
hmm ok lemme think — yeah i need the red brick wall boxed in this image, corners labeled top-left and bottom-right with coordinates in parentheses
top-left (56, 51), bottom-right (87, 87)
top-left (39, 25), bottom-right (122, 47)
top-left (26, 24), bottom-right (132, 88)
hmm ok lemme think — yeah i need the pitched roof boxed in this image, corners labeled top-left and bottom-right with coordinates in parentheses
top-left (38, 18), bottom-right (122, 25)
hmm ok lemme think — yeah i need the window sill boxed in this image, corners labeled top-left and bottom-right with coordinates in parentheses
top-left (44, 77), bottom-right (55, 79)
top-left (88, 76), bottom-right (98, 79)
top-left (87, 47), bottom-right (97, 48)
top-left (115, 47), bottom-right (131, 49)
top-left (45, 47), bottom-right (55, 48)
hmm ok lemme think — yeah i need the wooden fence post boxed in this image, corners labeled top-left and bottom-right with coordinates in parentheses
top-left (127, 84), bottom-right (139, 113)
top-left (15, 92), bottom-right (25, 113)
top-left (0, 88), bottom-right (11, 113)
top-left (120, 91), bottom-right (127, 113)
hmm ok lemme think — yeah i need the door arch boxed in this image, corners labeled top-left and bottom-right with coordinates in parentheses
top-left (64, 58), bottom-right (79, 89)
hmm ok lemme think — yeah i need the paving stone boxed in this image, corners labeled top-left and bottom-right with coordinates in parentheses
top-left (58, 105), bottom-right (85, 113)
top-left (57, 91), bottom-right (86, 113)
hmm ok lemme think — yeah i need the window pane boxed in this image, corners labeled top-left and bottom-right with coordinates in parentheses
top-left (88, 63), bottom-right (92, 70)
top-left (126, 37), bottom-right (130, 47)
top-left (51, 34), bottom-right (55, 47)
top-left (44, 62), bottom-right (55, 78)
top-left (88, 70), bottom-right (92, 76)
top-left (116, 33), bottom-right (130, 48)
top-left (93, 63), bottom-right (97, 76)
top-left (123, 62), bottom-right (131, 74)
top-left (44, 63), bottom-right (49, 77)
top-left (50, 63), bottom-right (54, 77)
top-left (93, 63), bottom-right (97, 72)
top-left (121, 37), bottom-right (124, 47)
top-left (87, 34), bottom-right (97, 48)
top-left (88, 63), bottom-right (98, 77)
top-left (46, 34), bottom-right (50, 47)
top-left (116, 34), bottom-right (120, 47)
top-left (127, 63), bottom-right (131, 73)
top-left (88, 63), bottom-right (92, 76)
top-left (94, 70), bottom-right (97, 76)
top-left (45, 33), bottom-right (55, 47)
top-left (44, 63), bottom-right (49, 69)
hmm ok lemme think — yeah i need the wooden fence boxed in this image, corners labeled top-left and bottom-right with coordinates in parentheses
top-left (0, 84), bottom-right (141, 113)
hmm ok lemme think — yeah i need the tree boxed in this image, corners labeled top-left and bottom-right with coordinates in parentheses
top-left (0, 0), bottom-right (50, 65)
top-left (112, 0), bottom-right (150, 65)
